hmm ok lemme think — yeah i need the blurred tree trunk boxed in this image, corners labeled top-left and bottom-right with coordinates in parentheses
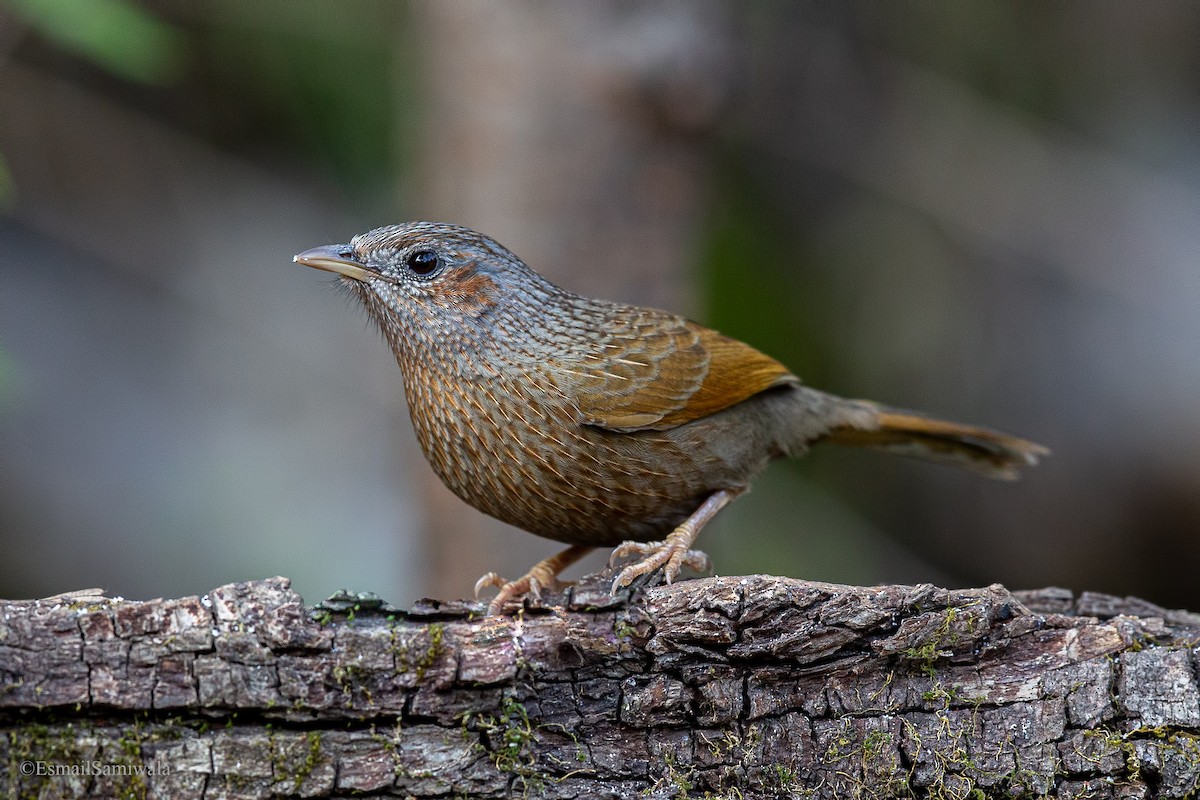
top-left (405, 1), bottom-right (735, 597)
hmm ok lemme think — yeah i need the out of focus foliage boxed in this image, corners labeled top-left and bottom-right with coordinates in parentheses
top-left (2, 2), bottom-right (1199, 607)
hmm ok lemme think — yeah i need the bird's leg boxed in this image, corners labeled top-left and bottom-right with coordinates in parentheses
top-left (609, 488), bottom-right (741, 592)
top-left (476, 544), bottom-right (594, 616)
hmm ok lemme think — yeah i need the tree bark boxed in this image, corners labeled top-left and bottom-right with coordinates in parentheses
top-left (3, 574), bottom-right (1199, 798)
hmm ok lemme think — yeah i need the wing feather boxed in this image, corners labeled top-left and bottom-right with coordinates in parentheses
top-left (556, 309), bottom-right (797, 432)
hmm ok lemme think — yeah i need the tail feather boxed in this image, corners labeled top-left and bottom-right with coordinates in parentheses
top-left (823, 406), bottom-right (1049, 480)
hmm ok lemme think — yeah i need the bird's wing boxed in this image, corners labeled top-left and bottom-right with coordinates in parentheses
top-left (557, 309), bottom-right (798, 432)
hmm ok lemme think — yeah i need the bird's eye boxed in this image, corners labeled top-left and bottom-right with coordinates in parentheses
top-left (405, 249), bottom-right (441, 276)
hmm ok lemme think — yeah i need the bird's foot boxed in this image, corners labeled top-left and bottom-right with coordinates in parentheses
top-left (474, 544), bottom-right (594, 616)
top-left (608, 488), bottom-right (737, 594)
top-left (609, 540), bottom-right (712, 593)
top-left (475, 571), bottom-right (564, 617)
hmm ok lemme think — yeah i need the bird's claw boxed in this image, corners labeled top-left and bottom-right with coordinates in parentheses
top-left (475, 573), bottom-right (534, 616)
top-left (475, 571), bottom-right (568, 616)
top-left (474, 545), bottom-right (593, 616)
top-left (609, 541), bottom-right (711, 594)
top-left (473, 572), bottom-right (504, 598)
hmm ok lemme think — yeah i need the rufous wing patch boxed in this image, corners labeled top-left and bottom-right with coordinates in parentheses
top-left (650, 325), bottom-right (797, 429)
top-left (575, 316), bottom-right (797, 433)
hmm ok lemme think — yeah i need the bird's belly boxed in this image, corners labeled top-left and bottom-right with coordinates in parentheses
top-left (409, 403), bottom-right (743, 545)
top-left (404, 372), bottom-right (787, 546)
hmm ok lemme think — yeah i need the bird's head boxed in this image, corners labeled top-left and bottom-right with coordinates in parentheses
top-left (294, 222), bottom-right (553, 328)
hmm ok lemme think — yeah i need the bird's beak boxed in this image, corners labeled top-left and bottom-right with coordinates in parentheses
top-left (293, 244), bottom-right (376, 282)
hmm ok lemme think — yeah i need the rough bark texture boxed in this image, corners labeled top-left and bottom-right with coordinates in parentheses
top-left (3, 574), bottom-right (1200, 799)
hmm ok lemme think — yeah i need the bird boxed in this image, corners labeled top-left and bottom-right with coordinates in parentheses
top-left (295, 222), bottom-right (1047, 615)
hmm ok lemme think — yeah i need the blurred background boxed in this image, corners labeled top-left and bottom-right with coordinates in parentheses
top-left (2, 1), bottom-right (1198, 610)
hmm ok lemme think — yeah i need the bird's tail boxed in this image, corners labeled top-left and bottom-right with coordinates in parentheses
top-left (818, 400), bottom-right (1048, 480)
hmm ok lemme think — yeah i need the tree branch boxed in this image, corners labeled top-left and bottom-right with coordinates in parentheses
top-left (3, 574), bottom-right (1199, 798)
